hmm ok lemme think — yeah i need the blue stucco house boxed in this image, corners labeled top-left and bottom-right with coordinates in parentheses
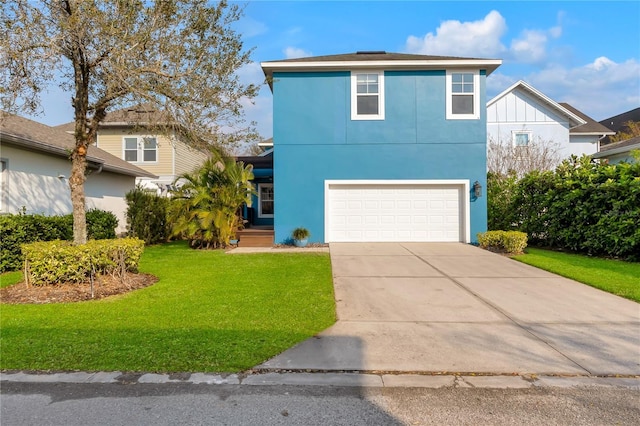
top-left (258, 51), bottom-right (501, 244)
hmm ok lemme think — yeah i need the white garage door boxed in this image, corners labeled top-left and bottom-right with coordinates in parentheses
top-left (325, 181), bottom-right (468, 242)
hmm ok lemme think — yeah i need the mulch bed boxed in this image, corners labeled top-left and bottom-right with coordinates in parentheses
top-left (0, 273), bottom-right (158, 305)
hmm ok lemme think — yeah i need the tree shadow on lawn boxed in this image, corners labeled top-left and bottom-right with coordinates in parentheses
top-left (0, 327), bottom-right (315, 373)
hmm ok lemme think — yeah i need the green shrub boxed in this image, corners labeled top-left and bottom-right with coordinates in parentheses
top-left (477, 230), bottom-right (528, 254)
top-left (0, 210), bottom-right (118, 272)
top-left (21, 238), bottom-right (145, 286)
top-left (502, 231), bottom-right (528, 254)
top-left (0, 214), bottom-right (72, 272)
top-left (477, 230), bottom-right (505, 249)
top-left (125, 187), bottom-right (170, 244)
top-left (510, 156), bottom-right (640, 260)
top-left (87, 209), bottom-right (118, 239)
top-left (487, 171), bottom-right (519, 231)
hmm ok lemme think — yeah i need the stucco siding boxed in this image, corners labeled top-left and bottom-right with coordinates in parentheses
top-left (1, 144), bottom-right (135, 234)
top-left (97, 127), bottom-right (174, 175)
top-left (272, 70), bottom-right (488, 244)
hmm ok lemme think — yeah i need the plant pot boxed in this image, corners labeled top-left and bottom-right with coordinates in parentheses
top-left (229, 239), bottom-right (239, 245)
top-left (294, 238), bottom-right (308, 248)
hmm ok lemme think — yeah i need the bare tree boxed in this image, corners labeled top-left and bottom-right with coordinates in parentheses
top-left (1, 0), bottom-right (258, 244)
top-left (487, 136), bottom-right (561, 177)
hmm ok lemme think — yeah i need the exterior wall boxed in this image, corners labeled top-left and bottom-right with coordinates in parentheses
top-left (1, 144), bottom-right (135, 234)
top-left (487, 88), bottom-right (598, 158)
top-left (96, 127), bottom-right (174, 176)
top-left (273, 70), bottom-right (488, 243)
top-left (174, 140), bottom-right (209, 176)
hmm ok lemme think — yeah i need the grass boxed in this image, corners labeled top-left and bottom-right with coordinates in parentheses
top-left (0, 241), bottom-right (336, 373)
top-left (513, 247), bottom-right (640, 302)
top-left (1, 271), bottom-right (23, 288)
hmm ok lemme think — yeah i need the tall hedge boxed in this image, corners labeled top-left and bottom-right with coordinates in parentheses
top-left (495, 156), bottom-right (640, 260)
top-left (0, 210), bottom-right (119, 272)
top-left (125, 187), bottom-right (170, 245)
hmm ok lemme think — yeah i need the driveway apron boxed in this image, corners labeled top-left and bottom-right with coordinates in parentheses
top-left (257, 243), bottom-right (640, 375)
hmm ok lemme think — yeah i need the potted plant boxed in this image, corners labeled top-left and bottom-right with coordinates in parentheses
top-left (292, 227), bottom-right (310, 247)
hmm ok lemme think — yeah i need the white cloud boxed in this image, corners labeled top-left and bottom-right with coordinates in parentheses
top-left (510, 30), bottom-right (549, 63)
top-left (489, 57), bottom-right (640, 120)
top-left (405, 10), bottom-right (507, 57)
top-left (283, 46), bottom-right (312, 59)
top-left (405, 10), bottom-right (564, 63)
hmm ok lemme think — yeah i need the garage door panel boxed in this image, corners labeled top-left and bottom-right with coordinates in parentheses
top-left (327, 182), bottom-right (465, 242)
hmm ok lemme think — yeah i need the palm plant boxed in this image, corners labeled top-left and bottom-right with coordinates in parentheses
top-left (169, 149), bottom-right (255, 249)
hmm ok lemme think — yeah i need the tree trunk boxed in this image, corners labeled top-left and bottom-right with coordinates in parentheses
top-left (69, 145), bottom-right (88, 245)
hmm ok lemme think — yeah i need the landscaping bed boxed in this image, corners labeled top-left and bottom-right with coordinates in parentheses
top-left (0, 272), bottom-right (157, 304)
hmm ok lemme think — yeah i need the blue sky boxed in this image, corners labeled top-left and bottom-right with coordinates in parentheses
top-left (29, 1), bottom-right (640, 140)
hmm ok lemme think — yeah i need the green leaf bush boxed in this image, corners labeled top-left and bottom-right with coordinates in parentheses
top-left (21, 238), bottom-right (145, 286)
top-left (0, 210), bottom-right (118, 272)
top-left (125, 186), bottom-right (170, 244)
top-left (478, 230), bottom-right (528, 254)
top-left (487, 156), bottom-right (640, 260)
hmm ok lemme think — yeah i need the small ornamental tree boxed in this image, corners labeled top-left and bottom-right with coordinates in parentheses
top-left (169, 150), bottom-right (255, 249)
top-left (1, 0), bottom-right (257, 244)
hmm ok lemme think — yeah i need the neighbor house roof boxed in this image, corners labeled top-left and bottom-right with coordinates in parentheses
top-left (559, 103), bottom-right (615, 136)
top-left (261, 51), bottom-right (502, 89)
top-left (598, 107), bottom-right (640, 146)
top-left (55, 104), bottom-right (170, 130)
top-left (1, 112), bottom-right (156, 178)
top-left (592, 136), bottom-right (640, 159)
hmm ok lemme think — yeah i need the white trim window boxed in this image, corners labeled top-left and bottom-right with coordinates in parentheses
top-left (258, 183), bottom-right (274, 218)
top-left (123, 136), bottom-right (158, 163)
top-left (351, 71), bottom-right (385, 120)
top-left (512, 131), bottom-right (532, 147)
top-left (446, 70), bottom-right (480, 119)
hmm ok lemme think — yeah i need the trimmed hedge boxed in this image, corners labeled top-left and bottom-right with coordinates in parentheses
top-left (478, 230), bottom-right (528, 254)
top-left (21, 238), bottom-right (145, 286)
top-left (0, 210), bottom-right (119, 272)
top-left (488, 156), bottom-right (640, 260)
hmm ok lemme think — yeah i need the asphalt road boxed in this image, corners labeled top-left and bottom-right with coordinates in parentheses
top-left (2, 382), bottom-right (639, 425)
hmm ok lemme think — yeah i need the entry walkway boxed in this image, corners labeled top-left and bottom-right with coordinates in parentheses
top-left (257, 243), bottom-right (640, 376)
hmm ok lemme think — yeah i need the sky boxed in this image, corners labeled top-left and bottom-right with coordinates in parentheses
top-left (25, 0), bottom-right (640, 140)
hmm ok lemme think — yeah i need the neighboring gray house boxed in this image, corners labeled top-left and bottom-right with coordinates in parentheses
top-left (592, 136), bottom-right (640, 164)
top-left (487, 81), bottom-right (614, 159)
top-left (0, 112), bottom-right (155, 233)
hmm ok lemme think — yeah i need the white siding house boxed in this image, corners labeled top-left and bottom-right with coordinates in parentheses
top-left (487, 81), bottom-right (614, 159)
top-left (1, 112), bottom-right (156, 234)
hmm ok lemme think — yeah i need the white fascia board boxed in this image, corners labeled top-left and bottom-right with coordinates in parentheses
top-left (571, 131), bottom-right (616, 136)
top-left (262, 59), bottom-right (502, 76)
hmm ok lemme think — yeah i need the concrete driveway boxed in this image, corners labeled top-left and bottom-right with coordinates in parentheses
top-left (258, 243), bottom-right (640, 376)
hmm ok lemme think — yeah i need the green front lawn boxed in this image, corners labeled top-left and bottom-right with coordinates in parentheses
top-left (0, 242), bottom-right (336, 372)
top-left (514, 247), bottom-right (640, 302)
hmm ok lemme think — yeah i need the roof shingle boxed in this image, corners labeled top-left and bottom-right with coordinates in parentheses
top-left (1, 112), bottom-right (156, 178)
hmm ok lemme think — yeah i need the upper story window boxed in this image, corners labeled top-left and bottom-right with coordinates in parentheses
top-left (446, 70), bottom-right (480, 120)
top-left (351, 71), bottom-right (385, 120)
top-left (512, 131), bottom-right (531, 147)
top-left (123, 136), bottom-right (158, 163)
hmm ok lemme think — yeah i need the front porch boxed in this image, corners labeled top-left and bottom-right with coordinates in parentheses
top-left (236, 226), bottom-right (274, 247)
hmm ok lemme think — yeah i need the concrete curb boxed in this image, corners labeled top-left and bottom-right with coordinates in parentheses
top-left (2, 371), bottom-right (639, 390)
